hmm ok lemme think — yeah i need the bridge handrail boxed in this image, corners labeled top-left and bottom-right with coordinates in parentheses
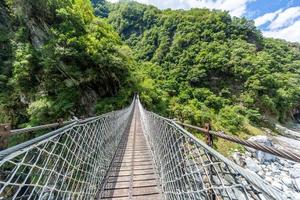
top-left (0, 100), bottom-right (135, 199)
top-left (0, 108), bottom-right (130, 161)
top-left (175, 121), bottom-right (300, 163)
top-left (8, 110), bottom-right (124, 136)
top-left (171, 121), bottom-right (287, 200)
top-left (137, 97), bottom-right (293, 200)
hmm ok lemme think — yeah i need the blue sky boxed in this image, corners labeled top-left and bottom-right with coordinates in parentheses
top-left (108, 0), bottom-right (300, 42)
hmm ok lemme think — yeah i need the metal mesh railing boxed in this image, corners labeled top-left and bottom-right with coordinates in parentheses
top-left (0, 101), bottom-right (134, 200)
top-left (1, 96), bottom-right (295, 200)
top-left (138, 98), bottom-right (291, 200)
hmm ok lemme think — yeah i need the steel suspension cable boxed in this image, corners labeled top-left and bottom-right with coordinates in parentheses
top-left (175, 122), bottom-right (300, 163)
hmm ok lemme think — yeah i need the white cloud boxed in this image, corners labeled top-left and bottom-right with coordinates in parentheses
top-left (254, 9), bottom-right (282, 27)
top-left (107, 0), bottom-right (300, 43)
top-left (268, 6), bottom-right (300, 29)
top-left (179, 0), bottom-right (250, 16)
top-left (254, 7), bottom-right (300, 29)
top-left (263, 20), bottom-right (300, 42)
top-left (254, 6), bottom-right (300, 42)
top-left (107, 0), bottom-right (254, 17)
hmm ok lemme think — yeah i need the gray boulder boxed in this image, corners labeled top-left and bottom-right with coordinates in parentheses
top-left (290, 163), bottom-right (300, 178)
top-left (292, 178), bottom-right (300, 192)
top-left (231, 151), bottom-right (245, 166)
top-left (248, 136), bottom-right (277, 163)
top-left (245, 157), bottom-right (261, 172)
top-left (271, 180), bottom-right (283, 191)
top-left (281, 176), bottom-right (293, 188)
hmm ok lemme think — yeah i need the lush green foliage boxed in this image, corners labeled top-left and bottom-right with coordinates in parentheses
top-left (1, 0), bottom-right (300, 147)
top-left (105, 2), bottom-right (300, 134)
top-left (0, 0), bottom-right (133, 128)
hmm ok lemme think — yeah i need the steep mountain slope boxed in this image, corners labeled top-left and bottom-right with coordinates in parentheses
top-left (1, 0), bottom-right (300, 154)
top-left (104, 2), bottom-right (300, 134)
top-left (0, 1), bottom-right (13, 124)
top-left (0, 0), bottom-right (133, 127)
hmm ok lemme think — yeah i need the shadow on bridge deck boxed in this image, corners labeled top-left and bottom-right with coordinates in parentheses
top-left (99, 105), bottom-right (161, 200)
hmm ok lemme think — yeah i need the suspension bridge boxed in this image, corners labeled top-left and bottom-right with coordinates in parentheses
top-left (0, 96), bottom-right (297, 199)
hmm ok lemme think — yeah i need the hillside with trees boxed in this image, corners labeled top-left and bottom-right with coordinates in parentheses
top-left (1, 0), bottom-right (300, 153)
top-left (101, 2), bottom-right (300, 135)
top-left (0, 0), bottom-right (134, 128)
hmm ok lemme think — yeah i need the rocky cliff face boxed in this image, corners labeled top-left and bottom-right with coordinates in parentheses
top-left (9, 0), bottom-right (49, 48)
top-left (25, 17), bottom-right (49, 48)
top-left (1, 0), bottom-right (49, 47)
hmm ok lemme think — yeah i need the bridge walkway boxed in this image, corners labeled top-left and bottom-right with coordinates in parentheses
top-left (99, 104), bottom-right (161, 199)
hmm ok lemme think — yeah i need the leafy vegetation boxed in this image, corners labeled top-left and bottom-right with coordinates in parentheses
top-left (1, 0), bottom-right (300, 154)
top-left (0, 0), bottom-right (134, 128)
top-left (104, 1), bottom-right (300, 135)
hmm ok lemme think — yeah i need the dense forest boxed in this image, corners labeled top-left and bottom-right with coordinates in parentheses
top-left (103, 1), bottom-right (300, 131)
top-left (1, 0), bottom-right (300, 152)
top-left (0, 0), bottom-right (135, 128)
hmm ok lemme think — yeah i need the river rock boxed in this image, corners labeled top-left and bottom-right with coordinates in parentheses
top-left (257, 193), bottom-right (267, 200)
top-left (230, 133), bottom-right (300, 197)
top-left (290, 163), bottom-right (300, 178)
top-left (231, 152), bottom-right (245, 166)
top-left (281, 184), bottom-right (289, 192)
top-left (292, 178), bottom-right (300, 192)
top-left (231, 188), bottom-right (247, 200)
top-left (279, 158), bottom-right (287, 166)
top-left (281, 176), bottom-right (293, 188)
top-left (247, 136), bottom-right (277, 163)
top-left (245, 157), bottom-right (261, 172)
top-left (293, 192), bottom-right (300, 199)
top-left (265, 176), bottom-right (273, 183)
top-left (272, 180), bottom-right (283, 191)
top-left (265, 171), bottom-right (272, 177)
top-left (257, 170), bottom-right (264, 178)
top-left (212, 175), bottom-right (221, 186)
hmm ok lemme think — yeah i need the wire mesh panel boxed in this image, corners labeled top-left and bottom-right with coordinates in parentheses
top-left (0, 102), bottom-right (134, 200)
top-left (137, 99), bottom-right (290, 200)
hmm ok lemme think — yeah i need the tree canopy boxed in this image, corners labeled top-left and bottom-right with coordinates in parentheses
top-left (1, 0), bottom-right (300, 151)
top-left (0, 0), bottom-right (133, 127)
top-left (103, 1), bottom-right (300, 134)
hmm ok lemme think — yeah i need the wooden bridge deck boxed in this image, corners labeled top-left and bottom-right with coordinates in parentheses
top-left (100, 105), bottom-right (161, 200)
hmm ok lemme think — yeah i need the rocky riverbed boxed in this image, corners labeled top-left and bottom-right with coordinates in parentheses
top-left (276, 124), bottom-right (300, 140)
top-left (231, 135), bottom-right (300, 199)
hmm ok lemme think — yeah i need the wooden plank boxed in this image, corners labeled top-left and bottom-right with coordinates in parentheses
top-left (110, 165), bottom-right (154, 172)
top-left (132, 179), bottom-right (158, 187)
top-left (133, 186), bottom-right (159, 196)
top-left (105, 179), bottom-right (158, 190)
top-left (102, 188), bottom-right (129, 198)
top-left (133, 174), bottom-right (157, 181)
top-left (101, 197), bottom-right (129, 200)
top-left (99, 105), bottom-right (161, 199)
top-left (133, 194), bottom-right (160, 200)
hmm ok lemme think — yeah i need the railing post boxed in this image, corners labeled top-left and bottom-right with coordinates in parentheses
top-left (204, 123), bottom-right (213, 147)
top-left (0, 123), bottom-right (11, 150)
top-left (204, 123), bottom-right (216, 200)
